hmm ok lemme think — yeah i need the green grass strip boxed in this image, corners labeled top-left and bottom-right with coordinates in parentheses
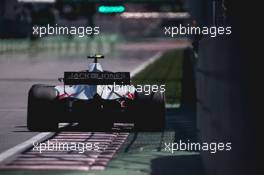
top-left (132, 50), bottom-right (183, 104)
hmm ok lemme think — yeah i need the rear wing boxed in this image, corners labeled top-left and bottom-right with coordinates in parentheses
top-left (63, 72), bottom-right (130, 85)
top-left (87, 54), bottom-right (104, 63)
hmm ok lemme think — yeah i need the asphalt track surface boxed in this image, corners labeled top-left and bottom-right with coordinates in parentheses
top-left (0, 40), bottom-right (205, 175)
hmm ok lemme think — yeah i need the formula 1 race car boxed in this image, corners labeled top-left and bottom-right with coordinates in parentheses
top-left (27, 55), bottom-right (165, 132)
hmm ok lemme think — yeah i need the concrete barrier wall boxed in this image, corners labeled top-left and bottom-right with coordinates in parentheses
top-left (196, 35), bottom-right (256, 175)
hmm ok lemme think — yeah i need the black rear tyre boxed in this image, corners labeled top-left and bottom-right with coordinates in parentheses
top-left (27, 84), bottom-right (58, 131)
top-left (134, 91), bottom-right (165, 131)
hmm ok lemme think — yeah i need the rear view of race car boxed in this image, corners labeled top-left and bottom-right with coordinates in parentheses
top-left (27, 55), bottom-right (165, 132)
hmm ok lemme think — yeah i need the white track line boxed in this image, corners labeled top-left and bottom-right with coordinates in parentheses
top-left (0, 52), bottom-right (163, 164)
top-left (130, 52), bottom-right (162, 77)
top-left (0, 132), bottom-right (53, 163)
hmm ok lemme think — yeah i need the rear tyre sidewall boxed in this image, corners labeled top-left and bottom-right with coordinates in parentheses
top-left (27, 84), bottom-right (58, 131)
top-left (134, 91), bottom-right (165, 131)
